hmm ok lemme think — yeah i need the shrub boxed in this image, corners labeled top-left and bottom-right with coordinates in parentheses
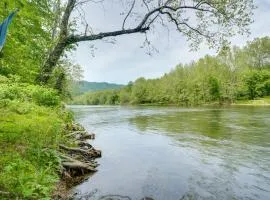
top-left (0, 82), bottom-right (60, 107)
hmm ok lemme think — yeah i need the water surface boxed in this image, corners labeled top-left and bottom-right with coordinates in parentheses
top-left (69, 106), bottom-right (270, 200)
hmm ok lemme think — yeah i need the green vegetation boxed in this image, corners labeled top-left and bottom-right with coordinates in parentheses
top-left (72, 37), bottom-right (270, 106)
top-left (0, 1), bottom-right (74, 198)
top-left (72, 81), bottom-right (124, 96)
top-left (0, 0), bottom-right (54, 83)
top-left (0, 0), bottom-right (257, 198)
top-left (0, 76), bottom-right (73, 199)
top-left (234, 96), bottom-right (270, 105)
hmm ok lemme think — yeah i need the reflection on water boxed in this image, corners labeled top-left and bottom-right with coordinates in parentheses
top-left (75, 193), bottom-right (192, 200)
top-left (69, 106), bottom-right (270, 200)
top-left (74, 191), bottom-right (196, 200)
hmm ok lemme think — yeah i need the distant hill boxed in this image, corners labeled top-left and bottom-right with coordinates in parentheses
top-left (72, 81), bottom-right (124, 95)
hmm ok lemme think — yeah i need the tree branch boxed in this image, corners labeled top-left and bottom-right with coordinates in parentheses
top-left (75, 0), bottom-right (104, 7)
top-left (68, 26), bottom-right (149, 44)
top-left (122, 0), bottom-right (136, 30)
top-left (66, 1), bottom-right (216, 45)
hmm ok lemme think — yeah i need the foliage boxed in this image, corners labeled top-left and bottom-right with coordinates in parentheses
top-left (0, 79), bottom-right (72, 198)
top-left (0, 0), bottom-right (55, 83)
top-left (71, 89), bottom-right (120, 105)
top-left (37, 0), bottom-right (255, 83)
top-left (0, 1), bottom-right (263, 198)
top-left (0, 1), bottom-right (83, 92)
top-left (0, 2), bottom-right (80, 198)
top-left (0, 82), bottom-right (60, 107)
top-left (71, 37), bottom-right (270, 106)
top-left (72, 81), bottom-right (124, 96)
top-left (243, 70), bottom-right (270, 99)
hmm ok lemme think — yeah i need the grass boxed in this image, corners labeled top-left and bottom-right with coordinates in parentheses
top-left (0, 81), bottom-right (73, 199)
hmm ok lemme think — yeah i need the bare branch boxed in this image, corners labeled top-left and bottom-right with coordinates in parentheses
top-left (162, 5), bottom-right (214, 14)
top-left (147, 12), bottom-right (160, 27)
top-left (122, 0), bottom-right (136, 30)
top-left (159, 10), bottom-right (209, 39)
top-left (142, 0), bottom-right (150, 11)
top-left (75, 0), bottom-right (104, 7)
top-left (68, 26), bottom-right (150, 44)
top-left (66, 1), bottom-right (219, 46)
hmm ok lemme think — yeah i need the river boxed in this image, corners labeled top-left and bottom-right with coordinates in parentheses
top-left (69, 106), bottom-right (270, 200)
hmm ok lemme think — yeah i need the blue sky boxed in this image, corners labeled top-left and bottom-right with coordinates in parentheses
top-left (72, 0), bottom-right (270, 84)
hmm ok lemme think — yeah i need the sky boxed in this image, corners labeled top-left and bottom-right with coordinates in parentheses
top-left (72, 0), bottom-right (270, 84)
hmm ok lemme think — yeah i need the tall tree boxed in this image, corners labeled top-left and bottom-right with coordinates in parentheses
top-left (37, 0), bottom-right (255, 84)
top-left (244, 37), bottom-right (270, 69)
top-left (0, 0), bottom-right (55, 82)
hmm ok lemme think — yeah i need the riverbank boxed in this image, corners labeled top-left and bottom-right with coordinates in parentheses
top-left (233, 97), bottom-right (270, 106)
top-left (70, 96), bottom-right (270, 107)
top-left (0, 79), bottom-right (101, 199)
top-left (52, 122), bottom-right (101, 199)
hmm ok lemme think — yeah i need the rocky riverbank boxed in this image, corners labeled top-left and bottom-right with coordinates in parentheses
top-left (53, 122), bottom-right (101, 199)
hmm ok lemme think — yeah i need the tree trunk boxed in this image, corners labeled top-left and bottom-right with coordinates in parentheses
top-left (37, 27), bottom-right (149, 85)
top-left (37, 0), bottom-right (76, 85)
top-left (37, 39), bottom-right (68, 84)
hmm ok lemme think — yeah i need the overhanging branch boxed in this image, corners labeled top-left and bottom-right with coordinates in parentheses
top-left (66, 1), bottom-right (218, 45)
top-left (67, 27), bottom-right (149, 44)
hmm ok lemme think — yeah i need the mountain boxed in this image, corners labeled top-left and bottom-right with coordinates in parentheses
top-left (72, 81), bottom-right (124, 95)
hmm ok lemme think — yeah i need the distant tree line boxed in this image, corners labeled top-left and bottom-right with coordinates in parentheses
top-left (71, 37), bottom-right (270, 106)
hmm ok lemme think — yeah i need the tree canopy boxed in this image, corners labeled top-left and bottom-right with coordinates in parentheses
top-left (0, 0), bottom-right (256, 92)
top-left (35, 0), bottom-right (255, 84)
top-left (71, 37), bottom-right (270, 106)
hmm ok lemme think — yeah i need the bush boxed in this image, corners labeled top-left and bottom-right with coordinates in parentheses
top-left (0, 82), bottom-right (60, 107)
top-left (0, 100), bottom-right (66, 198)
top-left (30, 86), bottom-right (60, 106)
top-left (0, 154), bottom-right (58, 199)
top-left (0, 77), bottom-right (70, 198)
top-left (243, 70), bottom-right (270, 99)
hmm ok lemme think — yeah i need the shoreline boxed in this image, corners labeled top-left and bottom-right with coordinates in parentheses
top-left (52, 122), bottom-right (101, 199)
top-left (69, 102), bottom-right (270, 107)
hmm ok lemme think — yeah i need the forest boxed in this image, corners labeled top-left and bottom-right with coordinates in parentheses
top-left (72, 37), bottom-right (270, 106)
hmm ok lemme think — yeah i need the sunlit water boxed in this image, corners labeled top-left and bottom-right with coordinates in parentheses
top-left (68, 106), bottom-right (270, 200)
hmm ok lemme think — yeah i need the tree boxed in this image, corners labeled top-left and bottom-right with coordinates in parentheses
top-left (71, 36), bottom-right (270, 106)
top-left (208, 76), bottom-right (220, 101)
top-left (37, 0), bottom-right (255, 84)
top-left (244, 37), bottom-right (270, 69)
top-left (131, 77), bottom-right (148, 103)
top-left (0, 0), bottom-right (55, 82)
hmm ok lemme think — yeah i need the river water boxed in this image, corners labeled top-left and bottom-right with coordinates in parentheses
top-left (69, 106), bottom-right (270, 200)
